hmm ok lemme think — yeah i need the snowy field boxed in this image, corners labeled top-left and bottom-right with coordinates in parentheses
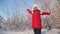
top-left (0, 29), bottom-right (60, 34)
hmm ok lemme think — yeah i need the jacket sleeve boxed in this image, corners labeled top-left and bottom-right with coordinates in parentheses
top-left (26, 9), bottom-right (32, 15)
top-left (41, 12), bottom-right (50, 15)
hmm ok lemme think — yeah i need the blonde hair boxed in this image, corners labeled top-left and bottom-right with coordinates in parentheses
top-left (32, 4), bottom-right (40, 12)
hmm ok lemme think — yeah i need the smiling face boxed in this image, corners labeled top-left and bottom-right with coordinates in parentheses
top-left (32, 4), bottom-right (40, 12)
top-left (33, 7), bottom-right (38, 10)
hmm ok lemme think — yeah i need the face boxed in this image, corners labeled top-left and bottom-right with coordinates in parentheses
top-left (33, 7), bottom-right (38, 10)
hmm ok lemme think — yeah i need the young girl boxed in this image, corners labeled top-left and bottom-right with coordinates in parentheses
top-left (26, 5), bottom-right (50, 34)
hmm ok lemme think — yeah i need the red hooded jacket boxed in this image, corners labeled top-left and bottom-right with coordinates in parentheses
top-left (26, 9), bottom-right (50, 29)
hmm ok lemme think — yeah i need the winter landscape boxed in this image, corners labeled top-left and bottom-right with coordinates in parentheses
top-left (0, 0), bottom-right (60, 34)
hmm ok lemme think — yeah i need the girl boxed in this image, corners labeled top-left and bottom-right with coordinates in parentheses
top-left (26, 5), bottom-right (50, 34)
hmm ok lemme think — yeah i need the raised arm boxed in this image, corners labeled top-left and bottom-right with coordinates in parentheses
top-left (41, 12), bottom-right (50, 15)
top-left (26, 9), bottom-right (32, 15)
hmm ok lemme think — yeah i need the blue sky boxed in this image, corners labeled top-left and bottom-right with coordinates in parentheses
top-left (0, 0), bottom-right (42, 19)
top-left (0, 0), bottom-right (55, 20)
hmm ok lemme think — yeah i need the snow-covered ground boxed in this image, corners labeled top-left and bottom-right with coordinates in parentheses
top-left (0, 29), bottom-right (60, 34)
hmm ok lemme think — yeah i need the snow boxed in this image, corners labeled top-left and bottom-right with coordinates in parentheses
top-left (0, 29), bottom-right (60, 34)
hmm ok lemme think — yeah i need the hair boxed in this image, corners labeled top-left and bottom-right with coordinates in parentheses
top-left (32, 4), bottom-right (40, 13)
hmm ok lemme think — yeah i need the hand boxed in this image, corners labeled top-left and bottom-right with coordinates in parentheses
top-left (25, 8), bottom-right (27, 9)
top-left (25, 7), bottom-right (29, 9)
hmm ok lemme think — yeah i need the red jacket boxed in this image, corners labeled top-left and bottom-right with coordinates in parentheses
top-left (26, 9), bottom-right (50, 29)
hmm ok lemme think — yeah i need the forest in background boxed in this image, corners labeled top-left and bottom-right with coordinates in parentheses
top-left (0, 0), bottom-right (60, 31)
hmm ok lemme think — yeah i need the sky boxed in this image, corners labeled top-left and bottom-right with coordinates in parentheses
top-left (0, 0), bottom-right (42, 20)
top-left (0, 0), bottom-right (55, 20)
